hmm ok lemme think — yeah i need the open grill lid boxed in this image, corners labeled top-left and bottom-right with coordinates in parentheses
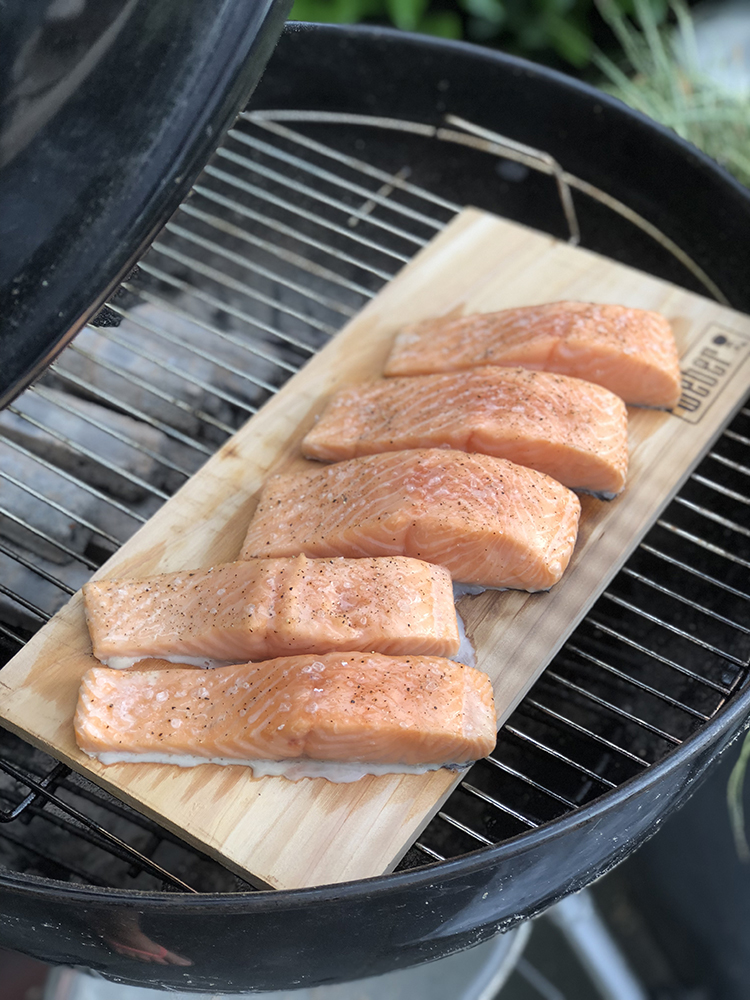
top-left (0, 0), bottom-right (290, 410)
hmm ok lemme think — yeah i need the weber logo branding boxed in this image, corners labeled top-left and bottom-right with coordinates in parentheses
top-left (672, 324), bottom-right (750, 423)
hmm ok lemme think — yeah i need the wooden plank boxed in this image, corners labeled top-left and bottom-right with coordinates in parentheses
top-left (1, 208), bottom-right (749, 891)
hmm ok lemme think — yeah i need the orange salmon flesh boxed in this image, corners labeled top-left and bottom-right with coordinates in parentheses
top-left (75, 654), bottom-right (497, 768)
top-left (241, 449), bottom-right (581, 590)
top-left (302, 366), bottom-right (629, 497)
top-left (384, 302), bottom-right (682, 408)
top-left (83, 555), bottom-right (460, 668)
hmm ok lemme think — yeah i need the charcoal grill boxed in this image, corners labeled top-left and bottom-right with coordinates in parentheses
top-left (1, 20), bottom-right (750, 995)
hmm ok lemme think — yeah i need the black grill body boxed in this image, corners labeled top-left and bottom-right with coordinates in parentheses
top-left (0, 0), bottom-right (290, 408)
top-left (0, 22), bottom-right (749, 994)
top-left (0, 709), bottom-right (747, 994)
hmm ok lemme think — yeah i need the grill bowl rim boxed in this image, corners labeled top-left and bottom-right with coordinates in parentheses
top-left (2, 18), bottom-right (750, 912)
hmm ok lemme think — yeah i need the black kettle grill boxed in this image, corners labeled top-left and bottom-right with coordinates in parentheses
top-left (1, 4), bottom-right (750, 994)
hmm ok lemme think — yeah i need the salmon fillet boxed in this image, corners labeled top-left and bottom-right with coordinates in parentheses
top-left (74, 654), bottom-right (497, 777)
top-left (302, 367), bottom-right (628, 497)
top-left (241, 450), bottom-right (581, 590)
top-left (83, 555), bottom-right (460, 669)
top-left (384, 302), bottom-right (682, 408)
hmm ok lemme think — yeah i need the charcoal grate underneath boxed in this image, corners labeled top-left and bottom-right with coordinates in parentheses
top-left (0, 110), bottom-right (748, 893)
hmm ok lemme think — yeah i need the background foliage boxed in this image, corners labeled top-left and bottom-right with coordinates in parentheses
top-left (595, 0), bottom-right (750, 186)
top-left (289, 0), bottom-right (668, 70)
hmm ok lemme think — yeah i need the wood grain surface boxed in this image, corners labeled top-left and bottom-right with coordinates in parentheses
top-left (1, 209), bottom-right (749, 891)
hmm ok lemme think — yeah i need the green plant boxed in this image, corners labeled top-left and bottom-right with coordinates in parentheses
top-left (289, 0), bottom-right (464, 39)
top-left (461, 0), bottom-right (597, 64)
top-left (288, 0), bottom-right (667, 65)
top-left (594, 0), bottom-right (750, 186)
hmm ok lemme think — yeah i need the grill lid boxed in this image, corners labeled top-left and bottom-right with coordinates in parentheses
top-left (0, 0), bottom-right (290, 410)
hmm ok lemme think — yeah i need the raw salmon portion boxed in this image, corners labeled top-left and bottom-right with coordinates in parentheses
top-left (241, 450), bottom-right (581, 590)
top-left (302, 367), bottom-right (628, 497)
top-left (84, 555), bottom-right (459, 668)
top-left (384, 302), bottom-right (682, 408)
top-left (74, 654), bottom-right (497, 772)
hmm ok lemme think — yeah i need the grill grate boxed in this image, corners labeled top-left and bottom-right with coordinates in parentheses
top-left (0, 111), bottom-right (748, 892)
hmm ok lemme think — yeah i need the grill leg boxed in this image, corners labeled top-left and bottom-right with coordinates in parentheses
top-left (546, 888), bottom-right (647, 1000)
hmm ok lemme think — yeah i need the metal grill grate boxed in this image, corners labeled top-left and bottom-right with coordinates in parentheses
top-left (0, 110), bottom-right (748, 892)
